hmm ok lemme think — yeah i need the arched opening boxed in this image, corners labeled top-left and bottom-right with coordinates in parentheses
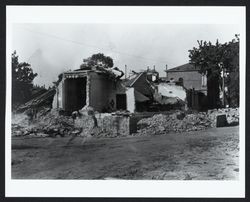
top-left (178, 77), bottom-right (183, 86)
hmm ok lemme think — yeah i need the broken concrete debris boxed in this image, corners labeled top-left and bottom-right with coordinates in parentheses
top-left (12, 108), bottom-right (79, 138)
top-left (12, 107), bottom-right (131, 138)
top-left (12, 107), bottom-right (239, 138)
top-left (208, 108), bottom-right (239, 127)
top-left (136, 111), bottom-right (212, 136)
top-left (135, 108), bottom-right (239, 136)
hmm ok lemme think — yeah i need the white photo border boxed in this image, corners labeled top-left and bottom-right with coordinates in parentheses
top-left (6, 6), bottom-right (246, 197)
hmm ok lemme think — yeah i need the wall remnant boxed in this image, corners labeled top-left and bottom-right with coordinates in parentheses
top-left (207, 107), bottom-right (239, 127)
top-left (74, 112), bottom-right (132, 137)
top-left (52, 68), bottom-right (128, 113)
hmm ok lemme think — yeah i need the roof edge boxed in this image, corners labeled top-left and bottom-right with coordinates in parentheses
top-left (129, 72), bottom-right (144, 87)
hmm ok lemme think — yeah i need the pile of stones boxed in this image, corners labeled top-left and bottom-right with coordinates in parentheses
top-left (208, 108), bottom-right (239, 127)
top-left (12, 109), bottom-right (81, 137)
top-left (136, 111), bottom-right (213, 136)
top-left (12, 107), bottom-right (239, 138)
top-left (136, 108), bottom-right (239, 136)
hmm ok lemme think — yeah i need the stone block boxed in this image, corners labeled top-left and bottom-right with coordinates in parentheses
top-left (216, 114), bottom-right (228, 127)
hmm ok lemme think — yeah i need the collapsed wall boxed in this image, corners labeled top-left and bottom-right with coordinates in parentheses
top-left (207, 108), bottom-right (239, 127)
top-left (74, 112), bottom-right (136, 138)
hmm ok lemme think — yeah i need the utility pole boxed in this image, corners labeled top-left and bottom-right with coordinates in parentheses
top-left (125, 64), bottom-right (127, 80)
top-left (219, 62), bottom-right (225, 108)
top-left (222, 68), bottom-right (225, 107)
top-left (165, 64), bottom-right (168, 79)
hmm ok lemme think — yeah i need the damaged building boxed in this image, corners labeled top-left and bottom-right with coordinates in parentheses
top-left (18, 64), bottom-right (208, 138)
top-left (52, 64), bottom-right (203, 114)
top-left (51, 65), bottom-right (150, 136)
top-left (125, 68), bottom-right (186, 111)
top-left (52, 65), bottom-right (165, 114)
top-left (52, 66), bottom-right (132, 113)
top-left (125, 71), bottom-right (154, 112)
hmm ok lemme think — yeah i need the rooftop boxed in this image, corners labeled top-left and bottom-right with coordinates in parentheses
top-left (166, 63), bottom-right (200, 72)
top-left (126, 72), bottom-right (144, 87)
top-left (63, 66), bottom-right (117, 79)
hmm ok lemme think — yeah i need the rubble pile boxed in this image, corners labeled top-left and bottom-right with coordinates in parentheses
top-left (11, 109), bottom-right (37, 137)
top-left (37, 109), bottom-right (81, 137)
top-left (12, 112), bottom-right (31, 137)
top-left (136, 111), bottom-right (212, 136)
top-left (12, 106), bottom-right (130, 139)
top-left (12, 106), bottom-right (239, 138)
top-left (12, 109), bottom-right (80, 137)
top-left (208, 108), bottom-right (239, 127)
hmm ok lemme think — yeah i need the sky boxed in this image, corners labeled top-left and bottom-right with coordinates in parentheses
top-left (12, 23), bottom-right (239, 87)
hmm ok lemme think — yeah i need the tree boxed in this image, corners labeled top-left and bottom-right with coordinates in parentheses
top-left (223, 37), bottom-right (239, 107)
top-left (188, 36), bottom-right (239, 109)
top-left (80, 53), bottom-right (114, 69)
top-left (12, 51), bottom-right (38, 106)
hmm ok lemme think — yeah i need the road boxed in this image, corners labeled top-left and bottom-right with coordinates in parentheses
top-left (12, 126), bottom-right (239, 180)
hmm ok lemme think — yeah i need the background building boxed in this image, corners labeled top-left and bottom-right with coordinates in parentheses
top-left (165, 63), bottom-right (207, 95)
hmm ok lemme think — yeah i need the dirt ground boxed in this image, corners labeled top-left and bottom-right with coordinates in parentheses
top-left (11, 126), bottom-right (239, 180)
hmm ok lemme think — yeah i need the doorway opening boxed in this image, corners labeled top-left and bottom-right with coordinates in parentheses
top-left (64, 77), bottom-right (87, 112)
top-left (116, 94), bottom-right (127, 110)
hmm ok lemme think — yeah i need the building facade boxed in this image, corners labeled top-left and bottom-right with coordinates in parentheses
top-left (165, 63), bottom-right (207, 95)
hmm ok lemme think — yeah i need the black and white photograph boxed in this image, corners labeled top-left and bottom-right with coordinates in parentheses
top-left (6, 6), bottom-right (246, 198)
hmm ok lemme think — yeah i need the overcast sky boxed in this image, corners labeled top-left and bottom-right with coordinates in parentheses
top-left (12, 23), bottom-right (239, 87)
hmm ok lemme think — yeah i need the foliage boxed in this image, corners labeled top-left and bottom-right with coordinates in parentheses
top-left (188, 35), bottom-right (239, 108)
top-left (224, 38), bottom-right (239, 107)
top-left (12, 51), bottom-right (38, 106)
top-left (80, 53), bottom-right (114, 69)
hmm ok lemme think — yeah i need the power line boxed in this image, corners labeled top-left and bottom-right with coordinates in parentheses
top-left (17, 26), bottom-right (168, 64)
